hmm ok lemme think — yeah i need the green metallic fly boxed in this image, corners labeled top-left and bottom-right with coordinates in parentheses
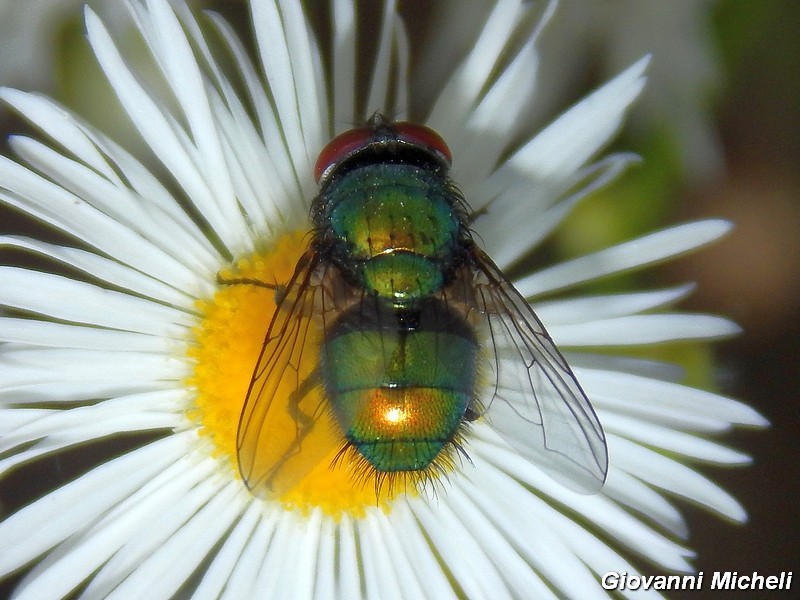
top-left (237, 113), bottom-right (608, 495)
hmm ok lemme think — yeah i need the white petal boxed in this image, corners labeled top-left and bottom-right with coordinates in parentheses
top-left (386, 501), bottom-right (458, 600)
top-left (85, 8), bottom-right (245, 252)
top-left (0, 381), bottom-right (173, 409)
top-left (276, 0), bottom-right (327, 162)
top-left (312, 516), bottom-right (337, 600)
top-left (252, 507), bottom-right (297, 597)
top-left (369, 510), bottom-right (433, 600)
top-left (407, 494), bottom-right (511, 599)
top-left (487, 56), bottom-right (649, 184)
top-left (515, 220), bottom-right (732, 297)
top-left (550, 313), bottom-right (741, 347)
top-left (391, 19), bottom-right (410, 120)
top-left (0, 433), bottom-right (194, 577)
top-left (8, 136), bottom-right (209, 288)
top-left (428, 2), bottom-right (557, 201)
top-left (612, 437), bottom-right (748, 522)
top-left (544, 506), bottom-right (667, 600)
top-left (1, 390), bottom-right (184, 454)
top-left (335, 514), bottom-right (362, 599)
top-left (0, 393), bottom-right (185, 476)
top-left (0, 235), bottom-right (200, 307)
top-left (364, 0), bottom-right (395, 117)
top-left (534, 284), bottom-right (694, 325)
top-left (104, 479), bottom-right (240, 600)
top-left (445, 34), bottom-right (540, 192)
top-left (448, 478), bottom-right (567, 599)
top-left (287, 508), bottom-right (322, 600)
top-left (205, 12), bottom-right (302, 212)
top-left (251, 0), bottom-right (323, 182)
top-left (604, 469), bottom-right (688, 538)
top-left (0, 317), bottom-right (169, 352)
top-left (80, 458), bottom-right (227, 598)
top-left (429, 0), bottom-right (529, 138)
top-left (568, 352), bottom-right (687, 382)
top-left (603, 413), bottom-right (752, 465)
top-left (331, 0), bottom-right (357, 128)
top-left (209, 91), bottom-right (304, 233)
top-left (12, 450), bottom-right (217, 600)
top-left (1, 347), bottom-right (182, 383)
top-left (221, 509), bottom-right (280, 600)
top-left (0, 408), bottom-right (49, 434)
top-left (0, 268), bottom-right (192, 336)
top-left (192, 501), bottom-right (263, 599)
top-left (478, 153), bottom-right (635, 268)
top-left (0, 157), bottom-right (210, 294)
top-left (460, 453), bottom-right (633, 598)
top-left (142, 0), bottom-right (234, 205)
top-left (143, 0), bottom-right (252, 247)
top-left (0, 347), bottom-right (184, 408)
top-left (0, 88), bottom-right (116, 181)
top-left (577, 367), bottom-right (769, 429)
top-left (471, 430), bottom-right (696, 571)
top-left (359, 510), bottom-right (405, 600)
top-left (0, 89), bottom-right (218, 271)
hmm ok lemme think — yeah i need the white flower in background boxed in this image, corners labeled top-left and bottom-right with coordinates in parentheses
top-left (0, 0), bottom-right (195, 92)
top-left (0, 1), bottom-right (765, 599)
top-left (0, 0), bottom-right (82, 91)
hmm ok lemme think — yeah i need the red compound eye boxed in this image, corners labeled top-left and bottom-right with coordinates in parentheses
top-left (393, 122), bottom-right (452, 166)
top-left (314, 121), bottom-right (453, 184)
top-left (314, 126), bottom-right (373, 183)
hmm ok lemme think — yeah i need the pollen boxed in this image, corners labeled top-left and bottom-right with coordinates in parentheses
top-left (186, 231), bottom-right (407, 518)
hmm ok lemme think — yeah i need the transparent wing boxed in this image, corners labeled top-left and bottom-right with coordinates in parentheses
top-left (464, 246), bottom-right (608, 494)
top-left (237, 250), bottom-right (351, 497)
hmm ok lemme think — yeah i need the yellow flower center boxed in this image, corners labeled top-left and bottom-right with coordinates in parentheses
top-left (187, 231), bottom-right (412, 518)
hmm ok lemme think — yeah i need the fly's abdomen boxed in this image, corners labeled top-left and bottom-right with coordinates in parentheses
top-left (323, 298), bottom-right (478, 472)
top-left (321, 163), bottom-right (463, 304)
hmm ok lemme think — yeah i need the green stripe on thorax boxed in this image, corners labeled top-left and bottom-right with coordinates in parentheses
top-left (316, 163), bottom-right (465, 304)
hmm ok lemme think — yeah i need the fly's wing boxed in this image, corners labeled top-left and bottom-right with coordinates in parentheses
top-left (463, 246), bottom-right (608, 494)
top-left (237, 250), bottom-right (349, 498)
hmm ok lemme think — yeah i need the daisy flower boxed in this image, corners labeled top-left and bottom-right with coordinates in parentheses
top-left (0, 1), bottom-right (766, 599)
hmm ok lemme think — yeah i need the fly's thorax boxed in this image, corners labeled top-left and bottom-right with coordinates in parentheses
top-left (321, 297), bottom-right (479, 473)
top-left (312, 163), bottom-right (468, 304)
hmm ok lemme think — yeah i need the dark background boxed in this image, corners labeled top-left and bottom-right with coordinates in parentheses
top-left (662, 2), bottom-right (800, 596)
